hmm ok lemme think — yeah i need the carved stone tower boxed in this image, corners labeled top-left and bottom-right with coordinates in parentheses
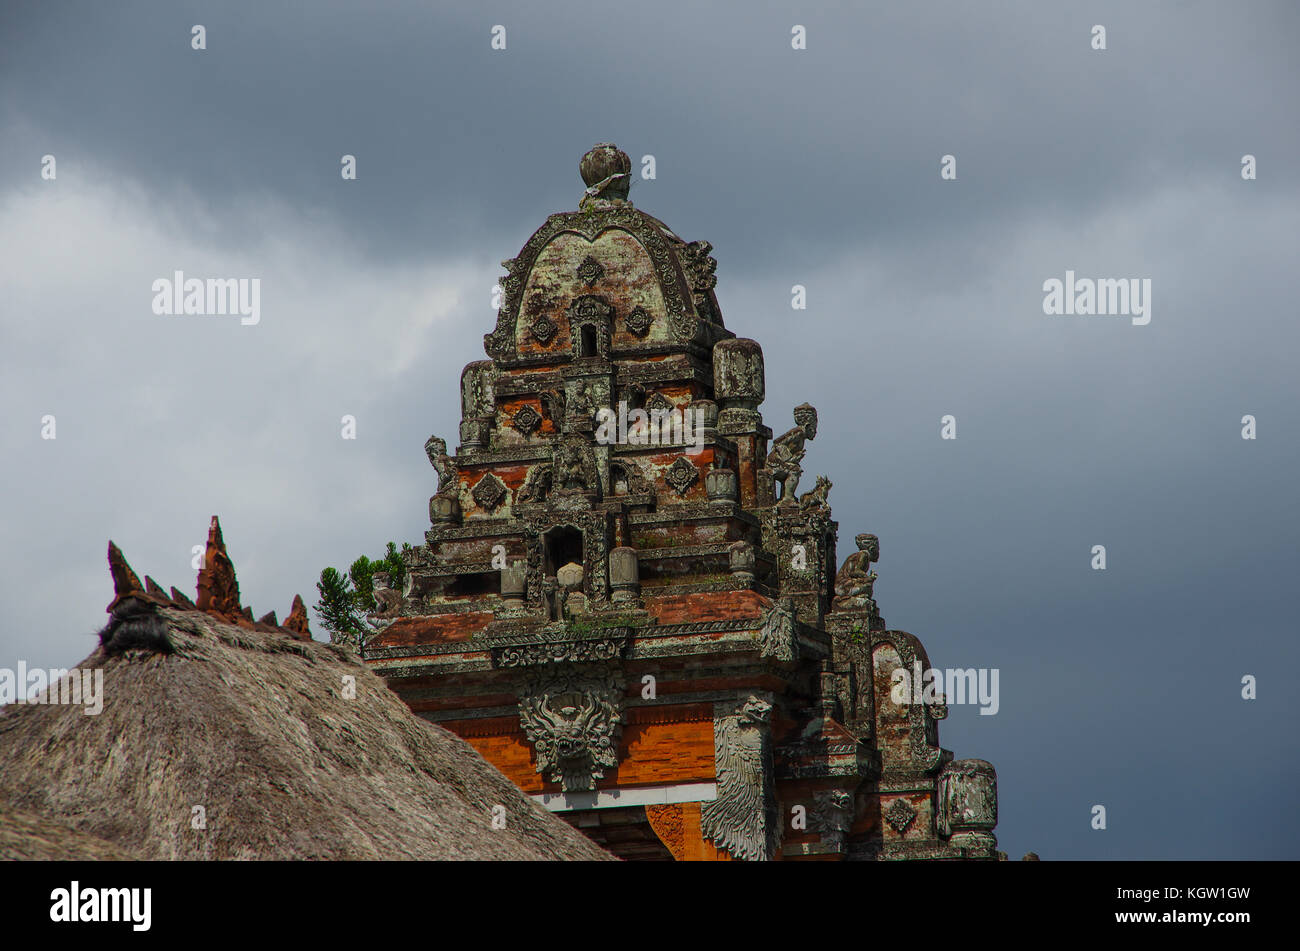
top-left (365, 144), bottom-right (1001, 860)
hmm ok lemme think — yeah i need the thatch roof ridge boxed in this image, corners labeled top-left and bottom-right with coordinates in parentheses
top-left (106, 516), bottom-right (311, 641)
top-left (0, 606), bottom-right (610, 860)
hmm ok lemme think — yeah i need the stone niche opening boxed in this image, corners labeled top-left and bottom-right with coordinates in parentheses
top-left (543, 526), bottom-right (584, 577)
top-left (579, 324), bottom-right (598, 358)
top-left (444, 571), bottom-right (498, 600)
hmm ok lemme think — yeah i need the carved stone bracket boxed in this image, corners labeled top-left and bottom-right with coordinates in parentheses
top-left (813, 789), bottom-right (855, 852)
top-left (871, 629), bottom-right (948, 773)
top-left (758, 598), bottom-right (799, 662)
top-left (517, 666), bottom-right (625, 792)
top-left (701, 696), bottom-right (778, 861)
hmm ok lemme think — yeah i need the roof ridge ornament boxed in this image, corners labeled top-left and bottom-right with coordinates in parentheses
top-left (578, 142), bottom-right (631, 207)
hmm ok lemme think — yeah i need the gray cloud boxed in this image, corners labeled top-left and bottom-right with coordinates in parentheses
top-left (2, 0), bottom-right (1297, 860)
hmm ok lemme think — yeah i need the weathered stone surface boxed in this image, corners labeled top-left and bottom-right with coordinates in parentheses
top-left (364, 143), bottom-right (1005, 861)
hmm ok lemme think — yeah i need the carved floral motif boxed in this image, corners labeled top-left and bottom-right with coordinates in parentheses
top-left (472, 473), bottom-right (508, 511)
top-left (577, 255), bottom-right (605, 287)
top-left (512, 404), bottom-right (542, 436)
top-left (665, 456), bottom-right (698, 496)
top-left (625, 305), bottom-right (651, 337)
top-left (885, 797), bottom-right (918, 834)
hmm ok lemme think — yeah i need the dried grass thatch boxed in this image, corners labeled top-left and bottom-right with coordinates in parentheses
top-left (0, 525), bottom-right (611, 861)
top-left (0, 804), bottom-right (139, 861)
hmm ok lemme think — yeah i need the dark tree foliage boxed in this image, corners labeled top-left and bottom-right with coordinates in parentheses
top-left (314, 542), bottom-right (412, 646)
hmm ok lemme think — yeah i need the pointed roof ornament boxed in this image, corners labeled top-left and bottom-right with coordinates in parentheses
top-left (107, 541), bottom-right (144, 602)
top-left (195, 515), bottom-right (241, 617)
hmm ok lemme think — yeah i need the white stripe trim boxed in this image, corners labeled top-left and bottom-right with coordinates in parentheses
top-left (532, 782), bottom-right (717, 812)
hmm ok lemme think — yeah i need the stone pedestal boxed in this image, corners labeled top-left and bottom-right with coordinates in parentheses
top-left (608, 546), bottom-right (641, 604)
top-left (728, 540), bottom-right (756, 584)
top-left (429, 494), bottom-right (461, 525)
top-left (706, 467), bottom-right (737, 502)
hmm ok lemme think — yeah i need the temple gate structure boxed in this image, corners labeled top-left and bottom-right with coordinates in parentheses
top-left (363, 144), bottom-right (1001, 860)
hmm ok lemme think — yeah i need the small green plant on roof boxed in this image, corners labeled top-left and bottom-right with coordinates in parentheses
top-left (849, 620), bottom-right (866, 644)
top-left (314, 542), bottom-right (412, 649)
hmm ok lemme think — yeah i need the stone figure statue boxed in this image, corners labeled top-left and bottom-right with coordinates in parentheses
top-left (832, 533), bottom-right (879, 612)
top-left (798, 475), bottom-right (832, 513)
top-left (424, 435), bottom-right (457, 497)
top-left (766, 403), bottom-right (818, 503)
top-left (370, 571), bottom-right (402, 620)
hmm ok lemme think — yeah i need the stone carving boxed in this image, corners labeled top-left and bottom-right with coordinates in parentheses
top-left (517, 667), bottom-right (624, 792)
top-left (368, 571), bottom-right (402, 629)
top-left (472, 473), bottom-right (508, 511)
top-left (568, 380), bottom-right (593, 419)
top-left (701, 696), bottom-right (777, 861)
top-left (624, 305), bottom-right (651, 337)
top-left (813, 790), bottom-right (855, 851)
top-left (577, 255), bottom-right (604, 287)
top-left (705, 466), bottom-right (737, 502)
top-left (530, 313), bottom-right (558, 346)
top-left (608, 461), bottom-right (652, 502)
top-left (567, 295), bottom-right (613, 354)
top-left (608, 546), bottom-right (640, 604)
top-left (712, 338), bottom-right (765, 410)
top-left (511, 404), bottom-right (542, 436)
top-left (870, 630), bottom-right (947, 772)
top-left (885, 797), bottom-right (918, 834)
top-left (680, 239), bottom-right (718, 319)
top-left (728, 540), bottom-right (756, 583)
top-left (517, 464), bottom-right (553, 504)
top-left (759, 598), bottom-right (798, 662)
top-left (553, 436), bottom-right (600, 494)
top-left (645, 391), bottom-right (673, 414)
top-left (496, 639), bottom-right (623, 667)
top-left (832, 533), bottom-right (879, 613)
top-left (937, 759), bottom-right (997, 837)
top-left (579, 142), bottom-right (632, 204)
top-left (460, 360), bottom-right (495, 418)
top-left (798, 474), bottom-right (832, 513)
top-left (766, 404), bottom-right (818, 503)
top-left (539, 388), bottom-right (565, 425)
top-left (424, 435), bottom-right (457, 497)
top-left (664, 456), bottom-right (698, 496)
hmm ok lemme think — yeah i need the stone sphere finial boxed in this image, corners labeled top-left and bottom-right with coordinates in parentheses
top-left (580, 143), bottom-right (631, 201)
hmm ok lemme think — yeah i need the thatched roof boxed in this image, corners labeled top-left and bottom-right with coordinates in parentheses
top-left (0, 520), bottom-right (611, 860)
top-left (0, 804), bottom-right (140, 860)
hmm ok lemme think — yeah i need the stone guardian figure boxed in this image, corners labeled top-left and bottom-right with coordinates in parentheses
top-left (766, 403), bottom-right (818, 504)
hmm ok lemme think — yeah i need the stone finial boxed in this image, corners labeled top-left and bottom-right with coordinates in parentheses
top-left (195, 516), bottom-right (241, 616)
top-left (728, 540), bottom-right (756, 584)
top-left (500, 561), bottom-right (527, 610)
top-left (712, 338), bottom-right (765, 412)
top-left (284, 594), bottom-right (311, 638)
top-left (608, 547), bottom-right (640, 604)
top-left (557, 561), bottom-right (584, 591)
top-left (937, 759), bottom-right (999, 854)
top-left (579, 143), bottom-right (631, 202)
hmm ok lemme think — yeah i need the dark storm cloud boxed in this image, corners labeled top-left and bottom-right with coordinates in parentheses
top-left (1, 1), bottom-right (1297, 860)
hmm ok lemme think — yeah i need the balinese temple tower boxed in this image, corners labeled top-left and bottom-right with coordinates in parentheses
top-left (363, 144), bottom-right (1000, 861)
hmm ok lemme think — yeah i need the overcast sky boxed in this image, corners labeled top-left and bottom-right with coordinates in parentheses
top-left (2, 0), bottom-right (1297, 860)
